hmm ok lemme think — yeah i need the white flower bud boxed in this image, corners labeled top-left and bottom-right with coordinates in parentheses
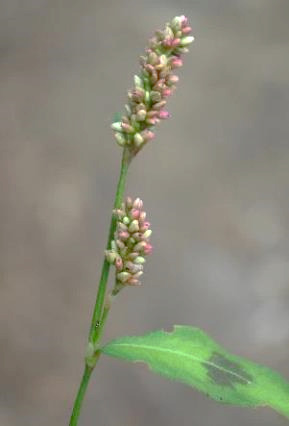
top-left (143, 229), bottom-right (152, 239)
top-left (111, 122), bottom-right (123, 132)
top-left (134, 133), bottom-right (144, 147)
top-left (171, 16), bottom-right (182, 30)
top-left (134, 75), bottom-right (144, 88)
top-left (136, 110), bottom-right (147, 121)
top-left (114, 132), bottom-right (126, 146)
top-left (180, 36), bottom-right (194, 46)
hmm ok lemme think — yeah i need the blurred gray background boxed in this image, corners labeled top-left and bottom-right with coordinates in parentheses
top-left (1, 1), bottom-right (289, 425)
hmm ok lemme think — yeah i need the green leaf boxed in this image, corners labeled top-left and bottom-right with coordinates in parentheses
top-left (101, 326), bottom-right (289, 419)
top-left (112, 112), bottom-right (122, 123)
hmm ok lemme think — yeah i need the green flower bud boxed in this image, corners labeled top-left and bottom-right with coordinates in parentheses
top-left (134, 256), bottom-right (146, 264)
top-left (123, 216), bottom-right (130, 225)
top-left (105, 250), bottom-right (117, 264)
top-left (144, 91), bottom-right (150, 103)
top-left (117, 271), bottom-right (131, 283)
top-left (128, 220), bottom-right (139, 233)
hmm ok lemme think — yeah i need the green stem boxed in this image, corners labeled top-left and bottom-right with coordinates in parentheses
top-left (69, 366), bottom-right (93, 426)
top-left (89, 147), bottom-right (131, 343)
top-left (94, 303), bottom-right (111, 343)
top-left (69, 147), bottom-right (132, 426)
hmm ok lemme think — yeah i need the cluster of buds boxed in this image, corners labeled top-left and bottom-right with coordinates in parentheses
top-left (105, 197), bottom-right (152, 290)
top-left (111, 16), bottom-right (194, 154)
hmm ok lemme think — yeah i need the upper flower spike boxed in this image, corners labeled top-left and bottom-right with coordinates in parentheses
top-left (111, 16), bottom-right (194, 155)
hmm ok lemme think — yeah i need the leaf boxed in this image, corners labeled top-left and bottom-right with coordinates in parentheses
top-left (101, 326), bottom-right (289, 419)
top-left (112, 112), bottom-right (123, 123)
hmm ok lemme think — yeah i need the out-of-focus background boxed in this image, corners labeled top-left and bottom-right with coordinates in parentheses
top-left (1, 1), bottom-right (289, 425)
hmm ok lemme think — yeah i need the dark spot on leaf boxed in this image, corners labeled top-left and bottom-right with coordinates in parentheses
top-left (203, 352), bottom-right (253, 389)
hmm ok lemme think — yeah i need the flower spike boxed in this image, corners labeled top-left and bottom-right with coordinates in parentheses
top-left (111, 15), bottom-right (194, 155)
top-left (105, 197), bottom-right (152, 292)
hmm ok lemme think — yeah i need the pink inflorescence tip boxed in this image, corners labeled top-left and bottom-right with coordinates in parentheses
top-left (111, 16), bottom-right (194, 154)
top-left (105, 197), bottom-right (152, 288)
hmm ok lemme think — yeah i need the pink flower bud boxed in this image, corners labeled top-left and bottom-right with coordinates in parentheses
top-left (131, 208), bottom-right (140, 219)
top-left (180, 15), bottom-right (188, 26)
top-left (119, 231), bottom-right (130, 241)
top-left (182, 26), bottom-right (192, 35)
top-left (171, 38), bottom-right (181, 47)
top-left (146, 118), bottom-right (158, 125)
top-left (159, 110), bottom-right (170, 119)
top-left (115, 257), bottom-right (123, 271)
top-left (121, 123), bottom-right (134, 133)
top-left (153, 79), bottom-right (166, 91)
top-left (145, 64), bottom-right (155, 74)
top-left (143, 243), bottom-right (153, 255)
top-left (171, 57), bottom-right (183, 68)
top-left (140, 221), bottom-right (150, 231)
top-left (167, 74), bottom-right (179, 85)
top-left (162, 88), bottom-right (172, 97)
top-left (162, 38), bottom-right (172, 48)
top-left (141, 130), bottom-right (155, 141)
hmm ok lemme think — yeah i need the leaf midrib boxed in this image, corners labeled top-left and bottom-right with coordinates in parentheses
top-left (105, 342), bottom-right (252, 385)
